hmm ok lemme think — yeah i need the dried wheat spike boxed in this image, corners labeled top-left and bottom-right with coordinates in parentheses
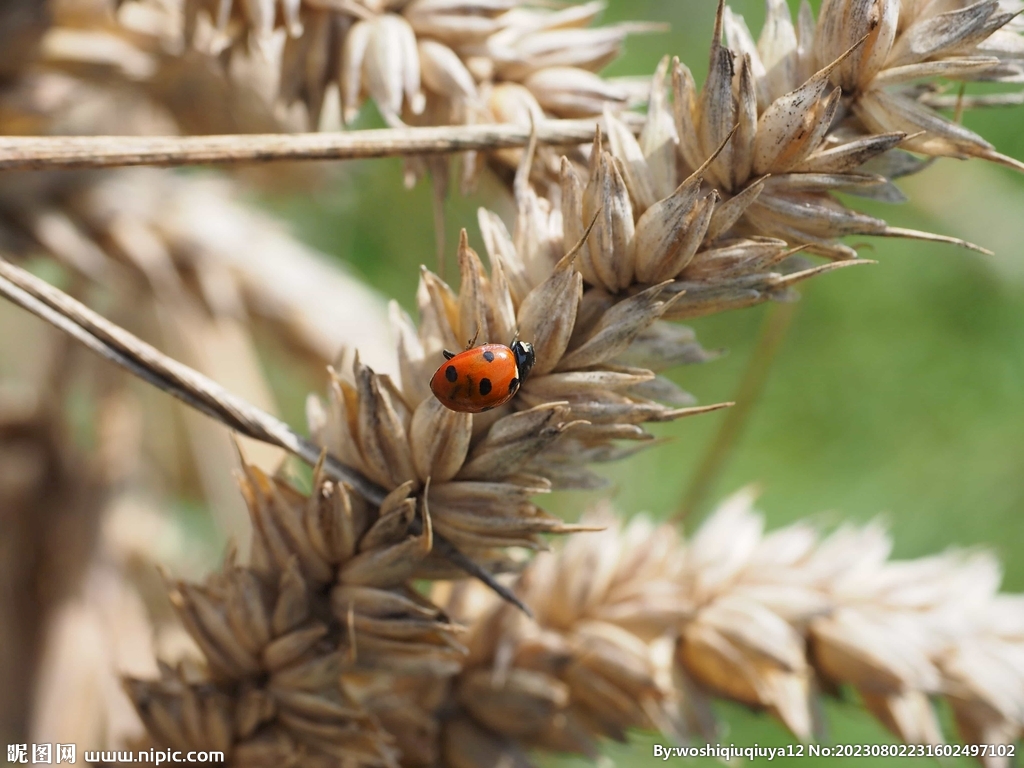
top-left (124, 458), bottom-right (467, 767)
top-left (722, 0), bottom-right (1024, 174)
top-left (437, 506), bottom-right (687, 767)
top-left (307, 178), bottom-right (728, 574)
top-left (167, 0), bottom-right (649, 132)
top-left (812, 0), bottom-right (1024, 172)
top-left (678, 489), bottom-right (1024, 767)
top-left (564, 11), bottom-right (999, 296)
top-left (547, 7), bottom-right (1007, 317)
top-left (440, 492), bottom-right (1024, 768)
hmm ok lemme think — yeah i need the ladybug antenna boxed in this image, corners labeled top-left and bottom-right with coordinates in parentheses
top-left (442, 349), bottom-right (455, 360)
top-left (465, 323), bottom-right (481, 350)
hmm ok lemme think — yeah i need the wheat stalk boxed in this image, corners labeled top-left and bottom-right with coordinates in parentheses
top-left (0, 119), bottom-right (637, 171)
top-left (0, 256), bottom-right (376, 495)
top-left (675, 299), bottom-right (798, 522)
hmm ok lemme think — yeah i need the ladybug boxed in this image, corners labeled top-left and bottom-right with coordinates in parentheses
top-left (430, 339), bottom-right (536, 413)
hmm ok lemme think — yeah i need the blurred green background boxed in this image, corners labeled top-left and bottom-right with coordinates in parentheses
top-left (257, 1), bottom-right (1024, 765)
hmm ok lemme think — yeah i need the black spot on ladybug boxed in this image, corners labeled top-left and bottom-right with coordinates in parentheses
top-left (479, 378), bottom-right (492, 396)
top-left (445, 365), bottom-right (458, 383)
top-left (482, 350), bottom-right (495, 362)
top-left (508, 378), bottom-right (519, 393)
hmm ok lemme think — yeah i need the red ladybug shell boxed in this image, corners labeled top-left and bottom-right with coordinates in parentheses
top-left (430, 343), bottom-right (524, 413)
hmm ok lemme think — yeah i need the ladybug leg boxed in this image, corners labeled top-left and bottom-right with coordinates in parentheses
top-left (442, 349), bottom-right (455, 360)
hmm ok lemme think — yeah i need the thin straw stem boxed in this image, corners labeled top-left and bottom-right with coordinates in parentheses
top-left (674, 299), bottom-right (799, 523)
top-left (0, 118), bottom-right (636, 172)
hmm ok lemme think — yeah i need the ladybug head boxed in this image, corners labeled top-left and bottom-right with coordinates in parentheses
top-left (511, 340), bottom-right (536, 382)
